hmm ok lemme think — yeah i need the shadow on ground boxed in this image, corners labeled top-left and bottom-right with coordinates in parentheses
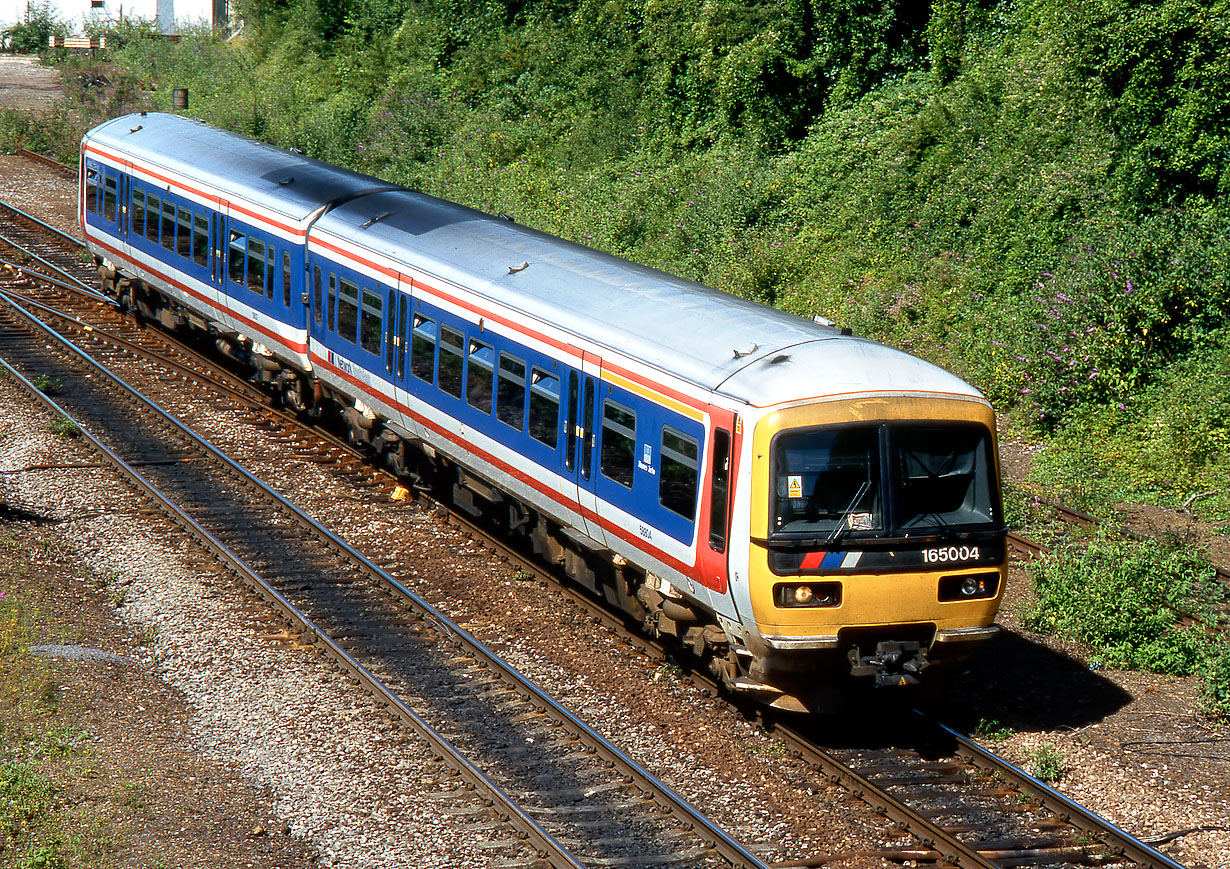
top-left (0, 502), bottom-right (57, 524)
top-left (932, 628), bottom-right (1132, 734)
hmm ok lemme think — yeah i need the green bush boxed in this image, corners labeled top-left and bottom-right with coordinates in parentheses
top-left (3, 2), bottom-right (68, 54)
top-left (1202, 642), bottom-right (1230, 720)
top-left (1026, 535), bottom-right (1222, 674)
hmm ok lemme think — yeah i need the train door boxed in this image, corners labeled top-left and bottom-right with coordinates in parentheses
top-left (118, 171), bottom-right (130, 242)
top-left (205, 211), bottom-right (232, 330)
top-left (697, 408), bottom-right (737, 596)
top-left (561, 354), bottom-right (606, 545)
top-left (386, 280), bottom-right (414, 435)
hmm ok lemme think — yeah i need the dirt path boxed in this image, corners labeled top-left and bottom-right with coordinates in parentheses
top-left (0, 55), bottom-right (62, 114)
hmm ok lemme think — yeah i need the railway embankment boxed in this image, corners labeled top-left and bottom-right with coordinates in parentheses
top-left (3, 53), bottom-right (1230, 866)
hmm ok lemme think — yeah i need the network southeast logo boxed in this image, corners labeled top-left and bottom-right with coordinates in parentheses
top-left (326, 350), bottom-right (368, 384)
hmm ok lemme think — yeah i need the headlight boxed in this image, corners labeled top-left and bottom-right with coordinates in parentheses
top-left (775, 582), bottom-right (841, 608)
top-left (939, 572), bottom-right (999, 602)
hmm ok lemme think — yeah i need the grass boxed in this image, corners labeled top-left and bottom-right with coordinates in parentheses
top-left (46, 418), bottom-right (79, 440)
top-left (32, 376), bottom-right (63, 397)
top-left (974, 718), bottom-right (1014, 741)
top-left (0, 555), bottom-right (120, 867)
top-left (1026, 743), bottom-right (1064, 783)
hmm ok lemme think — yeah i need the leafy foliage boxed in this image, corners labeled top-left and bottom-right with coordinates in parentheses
top-left (2, 2), bottom-right (68, 54)
top-left (1026, 534), bottom-right (1224, 675)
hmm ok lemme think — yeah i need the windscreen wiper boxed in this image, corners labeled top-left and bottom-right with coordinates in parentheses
top-left (823, 480), bottom-right (871, 548)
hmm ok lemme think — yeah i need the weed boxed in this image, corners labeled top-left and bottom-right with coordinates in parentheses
top-left (19, 842), bottom-right (68, 869)
top-left (121, 780), bottom-right (146, 810)
top-left (1, 590), bottom-right (35, 660)
top-left (37, 680), bottom-right (59, 714)
top-left (0, 761), bottom-right (59, 840)
top-left (1026, 744), bottom-right (1064, 783)
top-left (38, 727), bottom-right (82, 760)
top-left (32, 376), bottom-right (63, 397)
top-left (46, 418), bottom-right (79, 439)
top-left (974, 718), bottom-right (1013, 741)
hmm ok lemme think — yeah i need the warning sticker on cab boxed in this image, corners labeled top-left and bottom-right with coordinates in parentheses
top-left (787, 475), bottom-right (803, 499)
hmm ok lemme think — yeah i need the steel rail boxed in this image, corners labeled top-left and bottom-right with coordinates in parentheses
top-left (0, 255), bottom-right (112, 304)
top-left (934, 717), bottom-right (1189, 869)
top-left (0, 235), bottom-right (98, 296)
top-left (0, 286), bottom-right (771, 869)
top-left (0, 198), bottom-right (88, 253)
top-left (16, 147), bottom-right (77, 180)
top-left (0, 193), bottom-right (1207, 866)
top-left (767, 721), bottom-right (998, 869)
top-left (0, 288), bottom-right (586, 869)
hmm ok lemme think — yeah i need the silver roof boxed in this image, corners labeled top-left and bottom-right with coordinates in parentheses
top-left (86, 113), bottom-right (984, 408)
top-left (86, 112), bottom-right (391, 223)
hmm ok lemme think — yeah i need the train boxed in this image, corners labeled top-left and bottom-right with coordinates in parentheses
top-left (79, 112), bottom-right (1007, 712)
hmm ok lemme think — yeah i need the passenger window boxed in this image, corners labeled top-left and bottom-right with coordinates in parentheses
top-left (131, 189), bottom-right (145, 235)
top-left (337, 278), bottom-right (359, 342)
top-left (146, 194), bottom-right (162, 244)
top-left (228, 231), bottom-right (245, 285)
top-left (313, 267), bottom-right (323, 326)
top-left (411, 315), bottom-right (436, 383)
top-left (246, 237), bottom-right (266, 294)
top-left (438, 326), bottom-right (464, 398)
top-left (265, 247), bottom-right (276, 299)
top-left (360, 288), bottom-right (382, 355)
top-left (85, 167), bottom-right (99, 214)
top-left (601, 401), bottom-right (636, 489)
top-left (708, 429), bottom-right (731, 553)
top-left (282, 251), bottom-right (291, 307)
top-left (660, 427), bottom-right (699, 520)
top-left (102, 171), bottom-right (117, 222)
top-left (161, 200), bottom-right (177, 251)
top-left (193, 214), bottom-right (208, 267)
top-left (467, 340), bottom-right (494, 413)
top-left (529, 368), bottom-right (560, 447)
top-left (176, 207), bottom-right (193, 258)
top-left (496, 353), bottom-right (526, 431)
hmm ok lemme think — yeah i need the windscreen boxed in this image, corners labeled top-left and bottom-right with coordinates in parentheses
top-left (772, 426), bottom-right (881, 535)
top-left (771, 422), bottom-right (998, 538)
top-left (894, 424), bottom-right (996, 530)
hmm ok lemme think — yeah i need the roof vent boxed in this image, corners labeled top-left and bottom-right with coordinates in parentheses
top-left (813, 314), bottom-right (834, 327)
top-left (129, 124), bottom-right (143, 133)
top-left (278, 176), bottom-right (294, 185)
top-left (508, 261), bottom-right (529, 274)
top-left (361, 211), bottom-right (391, 228)
top-left (770, 354), bottom-right (790, 364)
top-left (841, 327), bottom-right (854, 336)
top-left (498, 212), bottom-right (516, 223)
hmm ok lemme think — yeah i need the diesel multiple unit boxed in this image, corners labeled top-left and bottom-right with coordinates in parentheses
top-left (80, 112), bottom-right (1007, 711)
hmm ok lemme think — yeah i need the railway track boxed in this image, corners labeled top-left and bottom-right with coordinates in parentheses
top-left (0, 187), bottom-right (1204, 868)
top-left (0, 284), bottom-right (771, 868)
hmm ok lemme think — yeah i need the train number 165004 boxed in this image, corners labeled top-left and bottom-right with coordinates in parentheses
top-left (922, 545), bottom-right (980, 564)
